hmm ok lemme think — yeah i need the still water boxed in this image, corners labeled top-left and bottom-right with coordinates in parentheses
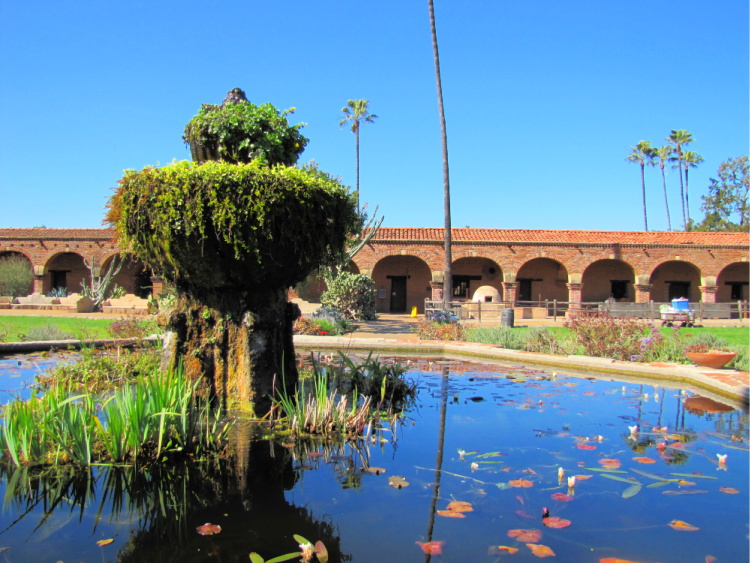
top-left (0, 354), bottom-right (747, 562)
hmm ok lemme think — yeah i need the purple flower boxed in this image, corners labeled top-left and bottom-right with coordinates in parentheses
top-left (630, 355), bottom-right (643, 362)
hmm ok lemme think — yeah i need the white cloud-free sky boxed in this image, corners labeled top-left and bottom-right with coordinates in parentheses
top-left (0, 1), bottom-right (747, 232)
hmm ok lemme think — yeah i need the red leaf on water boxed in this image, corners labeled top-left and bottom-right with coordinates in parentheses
top-left (551, 492), bottom-right (574, 501)
top-left (668, 519), bottom-right (699, 531)
top-left (543, 516), bottom-right (571, 528)
top-left (577, 444), bottom-right (597, 450)
top-left (705, 557), bottom-right (717, 563)
top-left (509, 478), bottom-right (534, 488)
top-left (633, 456), bottom-right (656, 464)
top-left (488, 546), bottom-right (519, 555)
top-left (600, 558), bottom-right (641, 563)
top-left (527, 543), bottom-right (556, 557)
top-left (446, 501), bottom-right (473, 513)
top-left (516, 509), bottom-right (536, 520)
top-left (508, 529), bottom-right (542, 543)
top-left (96, 539), bottom-right (114, 547)
top-left (598, 458), bottom-right (621, 468)
top-left (437, 510), bottom-right (465, 518)
top-left (575, 474), bottom-right (593, 480)
top-left (196, 523), bottom-right (221, 535)
top-left (416, 541), bottom-right (444, 555)
top-left (719, 487), bottom-right (739, 494)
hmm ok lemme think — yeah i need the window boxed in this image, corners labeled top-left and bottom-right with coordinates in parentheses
top-left (452, 275), bottom-right (481, 298)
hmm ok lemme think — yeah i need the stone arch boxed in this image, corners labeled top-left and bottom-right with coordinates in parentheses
top-left (371, 255), bottom-right (432, 314)
top-left (348, 260), bottom-right (360, 275)
top-left (451, 256), bottom-right (503, 301)
top-left (582, 259), bottom-right (636, 302)
top-left (516, 258), bottom-right (569, 303)
top-left (715, 262), bottom-right (749, 302)
top-left (0, 251), bottom-right (34, 297)
top-left (43, 252), bottom-right (88, 295)
top-left (649, 260), bottom-right (701, 302)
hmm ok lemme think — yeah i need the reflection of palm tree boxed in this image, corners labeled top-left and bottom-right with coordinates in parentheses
top-left (428, 0), bottom-right (453, 306)
top-left (424, 367), bottom-right (449, 563)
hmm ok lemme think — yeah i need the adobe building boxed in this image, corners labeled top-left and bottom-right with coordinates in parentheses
top-left (1, 227), bottom-right (748, 315)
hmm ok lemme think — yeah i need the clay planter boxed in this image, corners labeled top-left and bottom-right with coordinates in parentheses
top-left (686, 351), bottom-right (737, 369)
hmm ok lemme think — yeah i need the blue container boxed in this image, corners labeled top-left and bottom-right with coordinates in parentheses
top-left (671, 298), bottom-right (690, 311)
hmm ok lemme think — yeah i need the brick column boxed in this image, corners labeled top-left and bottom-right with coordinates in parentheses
top-left (566, 283), bottom-right (584, 311)
top-left (634, 284), bottom-right (653, 303)
top-left (32, 275), bottom-right (44, 294)
top-left (503, 282), bottom-right (517, 307)
top-left (151, 277), bottom-right (165, 298)
top-left (430, 281), bottom-right (443, 301)
top-left (699, 285), bottom-right (718, 303)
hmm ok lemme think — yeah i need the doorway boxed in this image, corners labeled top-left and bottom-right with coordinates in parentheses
top-left (390, 276), bottom-right (407, 313)
top-left (668, 282), bottom-right (690, 301)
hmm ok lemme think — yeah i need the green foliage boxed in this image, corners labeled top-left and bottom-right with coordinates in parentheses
top-left (564, 314), bottom-right (651, 361)
top-left (107, 160), bottom-right (358, 293)
top-left (183, 89), bottom-right (308, 166)
top-left (694, 156), bottom-right (749, 232)
top-left (0, 254), bottom-right (33, 299)
top-left (19, 324), bottom-right (76, 342)
top-left (0, 316), bottom-right (123, 342)
top-left (339, 353), bottom-right (416, 409)
top-left (320, 271), bottom-right (377, 320)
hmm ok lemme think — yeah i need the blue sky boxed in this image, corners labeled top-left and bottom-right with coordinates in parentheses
top-left (0, 1), bottom-right (747, 232)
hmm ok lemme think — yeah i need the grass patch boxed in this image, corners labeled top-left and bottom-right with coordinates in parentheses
top-left (0, 315), bottom-right (160, 343)
top-left (661, 326), bottom-right (749, 347)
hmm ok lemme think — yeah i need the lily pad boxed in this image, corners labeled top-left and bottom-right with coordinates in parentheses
top-left (96, 539), bottom-right (114, 547)
top-left (388, 476), bottom-right (409, 489)
top-left (196, 523), bottom-right (222, 536)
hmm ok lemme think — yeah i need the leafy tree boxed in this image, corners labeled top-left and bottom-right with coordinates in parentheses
top-left (655, 145), bottom-right (674, 231)
top-left (428, 0), bottom-right (453, 306)
top-left (682, 150), bottom-right (704, 226)
top-left (626, 141), bottom-right (656, 231)
top-left (668, 129), bottom-right (694, 229)
top-left (340, 99), bottom-right (377, 212)
top-left (694, 157), bottom-right (749, 232)
top-left (0, 254), bottom-right (33, 299)
top-left (108, 90), bottom-right (358, 416)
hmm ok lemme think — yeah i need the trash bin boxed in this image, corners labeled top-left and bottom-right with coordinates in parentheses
top-left (671, 298), bottom-right (690, 311)
top-left (501, 308), bottom-right (514, 327)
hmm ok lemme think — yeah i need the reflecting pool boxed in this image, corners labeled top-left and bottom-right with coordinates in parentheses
top-left (0, 354), bottom-right (747, 562)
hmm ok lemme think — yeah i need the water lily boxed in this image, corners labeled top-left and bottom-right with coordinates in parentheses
top-left (628, 425), bottom-right (637, 438)
top-left (717, 454), bottom-right (727, 466)
top-left (557, 467), bottom-right (564, 481)
top-left (299, 542), bottom-right (314, 562)
top-left (567, 476), bottom-right (575, 489)
top-left (458, 449), bottom-right (466, 460)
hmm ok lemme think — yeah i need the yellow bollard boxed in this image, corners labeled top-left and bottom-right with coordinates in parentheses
top-left (411, 306), bottom-right (418, 318)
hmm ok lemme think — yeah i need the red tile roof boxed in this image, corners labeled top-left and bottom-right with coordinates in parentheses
top-left (371, 228), bottom-right (749, 246)
top-left (0, 228), bottom-right (116, 240)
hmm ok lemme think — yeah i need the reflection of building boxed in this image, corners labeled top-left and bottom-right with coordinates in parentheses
top-left (2, 227), bottom-right (748, 314)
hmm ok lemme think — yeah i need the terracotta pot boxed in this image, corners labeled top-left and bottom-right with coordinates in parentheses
top-left (686, 351), bottom-right (737, 369)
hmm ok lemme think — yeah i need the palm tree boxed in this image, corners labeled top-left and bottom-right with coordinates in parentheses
top-left (340, 100), bottom-right (377, 212)
top-left (428, 0), bottom-right (453, 307)
top-left (655, 145), bottom-right (674, 231)
top-left (667, 129), bottom-right (694, 229)
top-left (682, 150), bottom-right (704, 228)
top-left (626, 141), bottom-right (656, 231)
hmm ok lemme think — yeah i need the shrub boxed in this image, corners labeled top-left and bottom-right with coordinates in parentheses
top-left (320, 272), bottom-right (377, 320)
top-left (467, 325), bottom-right (528, 349)
top-left (109, 316), bottom-right (159, 340)
top-left (523, 327), bottom-right (576, 355)
top-left (414, 319), bottom-right (467, 341)
top-left (19, 325), bottom-right (76, 342)
top-left (564, 314), bottom-right (650, 361)
top-left (0, 255), bottom-right (33, 299)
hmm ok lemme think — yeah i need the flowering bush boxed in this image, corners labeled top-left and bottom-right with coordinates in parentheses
top-left (415, 319), bottom-right (467, 341)
top-left (564, 314), bottom-right (651, 361)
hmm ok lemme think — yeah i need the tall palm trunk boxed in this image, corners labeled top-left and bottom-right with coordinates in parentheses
top-left (355, 127), bottom-right (360, 213)
top-left (660, 162), bottom-right (672, 231)
top-left (640, 162), bottom-right (648, 231)
top-left (684, 163), bottom-right (691, 228)
top-left (428, 0), bottom-right (452, 307)
top-left (677, 150), bottom-right (686, 229)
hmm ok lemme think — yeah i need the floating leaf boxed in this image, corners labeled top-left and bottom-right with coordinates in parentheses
top-left (508, 529), bottom-right (542, 543)
top-left (632, 456), bottom-right (655, 464)
top-left (577, 444), bottom-right (596, 450)
top-left (622, 484), bottom-right (642, 498)
top-left (446, 501), bottom-right (473, 513)
top-left (388, 476), bottom-right (409, 489)
top-left (516, 495), bottom-right (525, 505)
top-left (669, 519), bottom-right (699, 531)
top-left (249, 554), bottom-right (265, 563)
top-left (719, 487), bottom-right (739, 494)
top-left (669, 473), bottom-right (717, 480)
top-left (550, 493), bottom-right (574, 502)
top-left (509, 478), bottom-right (534, 488)
top-left (599, 473), bottom-right (642, 485)
top-left (196, 523), bottom-right (221, 535)
top-left (96, 539), bottom-right (114, 547)
top-left (706, 556), bottom-right (717, 563)
top-left (585, 467), bottom-right (628, 473)
top-left (543, 516), bottom-right (571, 528)
top-left (527, 543), bottom-right (556, 557)
top-left (574, 474), bottom-right (593, 480)
top-left (314, 540), bottom-right (329, 563)
top-left (416, 541), bottom-right (444, 555)
top-left (646, 481), bottom-right (670, 488)
top-left (366, 466), bottom-right (386, 475)
top-left (630, 468), bottom-right (672, 482)
top-left (516, 509), bottom-right (536, 520)
top-left (437, 510), bottom-right (466, 518)
top-left (663, 490), bottom-right (708, 495)
top-left (598, 458), bottom-right (622, 469)
top-left (600, 558), bottom-right (640, 563)
top-left (488, 546), bottom-right (519, 555)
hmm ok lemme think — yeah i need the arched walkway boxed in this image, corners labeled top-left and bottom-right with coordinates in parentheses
top-left (371, 255), bottom-right (432, 314)
top-left (716, 262), bottom-right (749, 302)
top-left (582, 259), bottom-right (635, 302)
top-left (44, 252), bottom-right (87, 295)
top-left (451, 257), bottom-right (503, 301)
top-left (649, 261), bottom-right (701, 302)
top-left (516, 258), bottom-right (569, 303)
top-left (103, 255), bottom-right (153, 298)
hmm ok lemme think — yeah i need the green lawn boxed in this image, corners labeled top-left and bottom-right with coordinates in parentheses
top-left (0, 316), bottom-right (159, 342)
